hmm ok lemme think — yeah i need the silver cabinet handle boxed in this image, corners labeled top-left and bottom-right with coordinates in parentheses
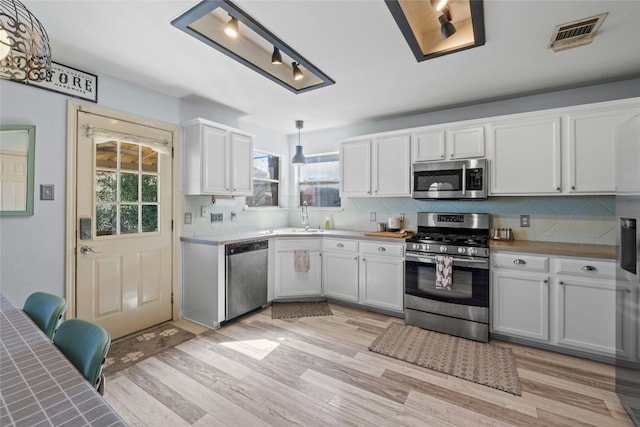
top-left (581, 265), bottom-right (597, 272)
top-left (378, 247), bottom-right (386, 252)
top-left (513, 259), bottom-right (526, 265)
top-left (80, 246), bottom-right (101, 255)
top-left (337, 243), bottom-right (344, 248)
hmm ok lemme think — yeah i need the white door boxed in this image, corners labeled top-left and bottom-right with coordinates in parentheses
top-left (75, 111), bottom-right (173, 339)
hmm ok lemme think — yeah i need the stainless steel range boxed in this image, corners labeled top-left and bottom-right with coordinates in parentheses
top-left (404, 212), bottom-right (490, 342)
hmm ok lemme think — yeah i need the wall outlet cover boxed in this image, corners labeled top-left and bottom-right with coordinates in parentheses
top-left (40, 184), bottom-right (54, 201)
top-left (520, 214), bottom-right (530, 227)
top-left (184, 212), bottom-right (192, 225)
top-left (370, 212), bottom-right (376, 222)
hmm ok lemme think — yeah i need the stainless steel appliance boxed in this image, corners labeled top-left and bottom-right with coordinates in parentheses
top-left (412, 158), bottom-right (487, 200)
top-left (615, 114), bottom-right (640, 424)
top-left (404, 212), bottom-right (490, 342)
top-left (226, 239), bottom-right (268, 321)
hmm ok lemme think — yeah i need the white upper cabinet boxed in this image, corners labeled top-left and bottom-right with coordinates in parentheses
top-left (488, 116), bottom-right (562, 195)
top-left (183, 118), bottom-right (253, 196)
top-left (340, 134), bottom-right (411, 197)
top-left (412, 126), bottom-right (484, 162)
top-left (566, 106), bottom-right (639, 194)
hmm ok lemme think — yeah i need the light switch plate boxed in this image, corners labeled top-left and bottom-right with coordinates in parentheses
top-left (370, 212), bottom-right (376, 222)
top-left (40, 184), bottom-right (54, 201)
top-left (184, 212), bottom-right (192, 224)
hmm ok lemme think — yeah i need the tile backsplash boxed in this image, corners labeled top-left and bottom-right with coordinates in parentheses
top-left (183, 194), bottom-right (615, 245)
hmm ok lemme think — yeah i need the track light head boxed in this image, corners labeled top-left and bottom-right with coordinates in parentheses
top-left (439, 14), bottom-right (456, 39)
top-left (224, 15), bottom-right (238, 38)
top-left (292, 62), bottom-right (304, 80)
top-left (271, 47), bottom-right (282, 64)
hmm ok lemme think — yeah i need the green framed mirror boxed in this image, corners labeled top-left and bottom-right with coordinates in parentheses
top-left (0, 125), bottom-right (35, 216)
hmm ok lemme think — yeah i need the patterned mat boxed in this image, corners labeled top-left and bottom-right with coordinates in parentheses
top-left (369, 323), bottom-right (521, 395)
top-left (103, 323), bottom-right (195, 377)
top-left (271, 301), bottom-right (333, 319)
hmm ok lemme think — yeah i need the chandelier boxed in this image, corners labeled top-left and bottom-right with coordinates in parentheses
top-left (0, 0), bottom-right (51, 83)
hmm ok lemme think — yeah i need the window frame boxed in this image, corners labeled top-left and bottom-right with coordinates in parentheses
top-left (297, 151), bottom-right (341, 209)
top-left (247, 149), bottom-right (282, 208)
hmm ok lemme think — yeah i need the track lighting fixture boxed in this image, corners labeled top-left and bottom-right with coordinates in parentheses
top-left (430, 0), bottom-right (449, 12)
top-left (291, 120), bottom-right (306, 165)
top-left (292, 62), bottom-right (303, 80)
top-left (224, 15), bottom-right (238, 38)
top-left (271, 46), bottom-right (282, 64)
top-left (439, 12), bottom-right (456, 39)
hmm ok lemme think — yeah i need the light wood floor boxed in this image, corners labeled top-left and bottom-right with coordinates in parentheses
top-left (103, 303), bottom-right (633, 426)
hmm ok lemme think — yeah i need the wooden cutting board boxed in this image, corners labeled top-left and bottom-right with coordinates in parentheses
top-left (364, 231), bottom-right (414, 238)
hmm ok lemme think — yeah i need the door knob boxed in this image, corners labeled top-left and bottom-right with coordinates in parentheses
top-left (80, 246), bottom-right (101, 255)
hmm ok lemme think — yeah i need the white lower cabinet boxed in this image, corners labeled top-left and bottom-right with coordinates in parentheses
top-left (274, 238), bottom-right (322, 298)
top-left (359, 241), bottom-right (404, 312)
top-left (322, 239), bottom-right (359, 303)
top-left (492, 251), bottom-right (631, 359)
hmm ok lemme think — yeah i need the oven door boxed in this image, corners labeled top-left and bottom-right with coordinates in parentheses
top-left (405, 252), bottom-right (489, 307)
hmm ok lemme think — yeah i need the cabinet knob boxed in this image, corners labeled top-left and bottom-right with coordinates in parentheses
top-left (556, 187), bottom-right (560, 191)
top-left (571, 186), bottom-right (576, 190)
top-left (337, 243), bottom-right (344, 248)
top-left (362, 258), bottom-right (366, 261)
top-left (626, 288), bottom-right (632, 293)
top-left (378, 247), bottom-right (386, 252)
top-left (441, 154), bottom-right (445, 159)
top-left (543, 279), bottom-right (548, 284)
top-left (559, 280), bottom-right (564, 285)
top-left (581, 265), bottom-right (596, 272)
top-left (354, 256), bottom-right (358, 260)
top-left (513, 259), bottom-right (526, 265)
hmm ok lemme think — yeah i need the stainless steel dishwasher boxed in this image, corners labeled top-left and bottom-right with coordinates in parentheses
top-left (225, 239), bottom-right (268, 321)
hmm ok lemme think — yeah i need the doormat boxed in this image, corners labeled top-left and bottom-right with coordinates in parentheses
top-left (369, 323), bottom-right (521, 396)
top-left (271, 301), bottom-right (333, 319)
top-left (103, 323), bottom-right (195, 377)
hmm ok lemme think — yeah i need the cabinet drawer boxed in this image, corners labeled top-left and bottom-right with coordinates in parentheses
top-left (276, 238), bottom-right (322, 251)
top-left (322, 238), bottom-right (358, 253)
top-left (492, 252), bottom-right (549, 272)
top-left (360, 241), bottom-right (404, 258)
top-left (556, 258), bottom-right (615, 279)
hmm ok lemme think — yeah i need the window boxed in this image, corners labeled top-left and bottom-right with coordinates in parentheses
top-left (246, 150), bottom-right (280, 207)
top-left (299, 153), bottom-right (341, 207)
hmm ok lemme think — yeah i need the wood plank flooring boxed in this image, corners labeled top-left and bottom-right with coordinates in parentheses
top-left (103, 303), bottom-right (633, 426)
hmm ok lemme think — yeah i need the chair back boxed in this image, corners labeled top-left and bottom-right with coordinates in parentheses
top-left (23, 292), bottom-right (67, 339)
top-left (53, 318), bottom-right (111, 389)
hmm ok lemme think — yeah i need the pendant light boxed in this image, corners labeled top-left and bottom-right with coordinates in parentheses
top-left (0, 0), bottom-right (51, 83)
top-left (291, 120), bottom-right (306, 165)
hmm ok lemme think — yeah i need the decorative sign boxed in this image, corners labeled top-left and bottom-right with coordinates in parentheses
top-left (31, 62), bottom-right (98, 103)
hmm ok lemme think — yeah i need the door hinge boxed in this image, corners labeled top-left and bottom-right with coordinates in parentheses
top-left (171, 147), bottom-right (174, 158)
top-left (171, 220), bottom-right (174, 231)
top-left (171, 292), bottom-right (174, 304)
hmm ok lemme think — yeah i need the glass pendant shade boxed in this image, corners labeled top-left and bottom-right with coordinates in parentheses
top-left (0, 0), bottom-right (51, 82)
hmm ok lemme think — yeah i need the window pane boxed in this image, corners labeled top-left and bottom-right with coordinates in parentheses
top-left (96, 171), bottom-right (117, 202)
top-left (120, 205), bottom-right (138, 234)
top-left (141, 205), bottom-right (158, 232)
top-left (95, 140), bottom-right (117, 169)
top-left (96, 204), bottom-right (116, 236)
top-left (120, 142), bottom-right (140, 171)
top-left (141, 146), bottom-right (158, 173)
top-left (300, 183), bottom-right (340, 207)
top-left (120, 173), bottom-right (139, 203)
top-left (247, 181), bottom-right (278, 207)
top-left (252, 152), bottom-right (279, 180)
top-left (300, 155), bottom-right (339, 181)
top-left (141, 175), bottom-right (157, 202)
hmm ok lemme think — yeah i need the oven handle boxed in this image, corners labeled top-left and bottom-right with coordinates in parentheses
top-left (462, 163), bottom-right (466, 196)
top-left (406, 252), bottom-right (489, 269)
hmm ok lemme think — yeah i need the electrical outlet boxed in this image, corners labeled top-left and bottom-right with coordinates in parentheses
top-left (184, 212), bottom-right (192, 225)
top-left (370, 212), bottom-right (376, 222)
top-left (200, 206), bottom-right (207, 217)
top-left (520, 214), bottom-right (530, 227)
top-left (230, 212), bottom-right (237, 222)
top-left (210, 213), bottom-right (223, 222)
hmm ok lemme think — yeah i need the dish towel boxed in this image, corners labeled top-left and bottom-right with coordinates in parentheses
top-left (435, 255), bottom-right (453, 290)
top-left (294, 250), bottom-right (310, 272)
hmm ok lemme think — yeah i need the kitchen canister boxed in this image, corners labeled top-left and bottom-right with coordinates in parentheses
top-left (376, 223), bottom-right (387, 232)
top-left (387, 215), bottom-right (402, 231)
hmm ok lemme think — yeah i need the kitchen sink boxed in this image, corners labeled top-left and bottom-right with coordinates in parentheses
top-left (289, 229), bottom-right (325, 233)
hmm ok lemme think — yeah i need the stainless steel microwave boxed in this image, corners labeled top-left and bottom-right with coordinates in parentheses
top-left (412, 158), bottom-right (487, 200)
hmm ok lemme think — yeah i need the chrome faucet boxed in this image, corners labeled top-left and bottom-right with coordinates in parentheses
top-left (301, 201), bottom-right (309, 230)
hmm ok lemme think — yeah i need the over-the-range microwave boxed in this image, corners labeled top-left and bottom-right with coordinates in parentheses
top-left (412, 158), bottom-right (488, 200)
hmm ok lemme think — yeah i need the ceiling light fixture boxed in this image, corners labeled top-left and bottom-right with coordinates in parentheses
top-left (271, 46), bottom-right (282, 64)
top-left (291, 120), bottom-right (306, 165)
top-left (224, 15), bottom-right (238, 38)
top-left (385, 0), bottom-right (485, 62)
top-left (439, 10), bottom-right (456, 39)
top-left (292, 62), bottom-right (303, 81)
top-left (172, 1), bottom-right (334, 94)
top-left (0, 0), bottom-right (51, 83)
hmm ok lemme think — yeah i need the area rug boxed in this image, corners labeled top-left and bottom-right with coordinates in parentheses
top-left (103, 323), bottom-right (195, 377)
top-left (369, 323), bottom-right (521, 396)
top-left (271, 300), bottom-right (333, 319)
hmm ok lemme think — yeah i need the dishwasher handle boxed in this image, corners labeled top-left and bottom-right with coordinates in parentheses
top-left (226, 240), bottom-right (269, 255)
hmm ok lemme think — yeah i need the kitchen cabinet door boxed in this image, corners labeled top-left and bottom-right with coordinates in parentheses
top-left (567, 108), bottom-right (638, 194)
top-left (230, 132), bottom-right (253, 196)
top-left (556, 276), bottom-right (630, 358)
top-left (447, 126), bottom-right (485, 160)
top-left (323, 251), bottom-right (359, 302)
top-left (359, 242), bottom-right (404, 313)
top-left (372, 135), bottom-right (411, 196)
top-left (340, 140), bottom-right (371, 196)
top-left (275, 239), bottom-right (322, 298)
top-left (491, 270), bottom-right (550, 341)
top-left (412, 130), bottom-right (446, 162)
top-left (488, 117), bottom-right (561, 195)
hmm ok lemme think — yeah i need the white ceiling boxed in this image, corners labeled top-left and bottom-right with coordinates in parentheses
top-left (27, 0), bottom-right (640, 134)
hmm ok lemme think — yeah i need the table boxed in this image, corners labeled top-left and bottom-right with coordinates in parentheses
top-left (0, 291), bottom-right (126, 426)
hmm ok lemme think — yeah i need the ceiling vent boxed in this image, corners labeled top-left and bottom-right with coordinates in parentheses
top-left (549, 13), bottom-right (607, 52)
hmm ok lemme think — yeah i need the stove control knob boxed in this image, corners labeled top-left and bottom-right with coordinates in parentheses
top-left (412, 243), bottom-right (420, 250)
top-left (468, 248), bottom-right (477, 256)
top-left (458, 247), bottom-right (466, 254)
top-left (440, 246), bottom-right (447, 253)
top-left (423, 244), bottom-right (429, 251)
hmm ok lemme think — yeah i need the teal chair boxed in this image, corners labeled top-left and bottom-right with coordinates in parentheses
top-left (53, 318), bottom-right (111, 395)
top-left (23, 292), bottom-right (67, 339)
